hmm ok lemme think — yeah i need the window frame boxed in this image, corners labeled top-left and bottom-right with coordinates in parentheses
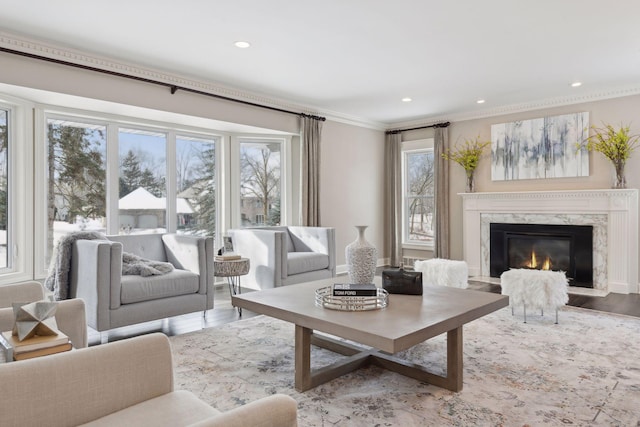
top-left (3, 94), bottom-right (294, 284)
top-left (34, 106), bottom-right (227, 278)
top-left (230, 135), bottom-right (291, 229)
top-left (401, 138), bottom-right (435, 251)
top-left (0, 95), bottom-right (34, 285)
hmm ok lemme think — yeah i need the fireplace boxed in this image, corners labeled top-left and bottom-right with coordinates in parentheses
top-left (490, 223), bottom-right (593, 287)
top-left (460, 190), bottom-right (639, 294)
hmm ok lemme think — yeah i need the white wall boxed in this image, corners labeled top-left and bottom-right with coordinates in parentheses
top-left (321, 121), bottom-right (385, 268)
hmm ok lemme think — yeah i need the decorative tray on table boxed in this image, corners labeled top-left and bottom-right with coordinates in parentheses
top-left (314, 286), bottom-right (388, 311)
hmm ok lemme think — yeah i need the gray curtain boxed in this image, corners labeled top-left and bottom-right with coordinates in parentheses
top-left (301, 115), bottom-right (323, 226)
top-left (434, 126), bottom-right (450, 258)
top-left (384, 132), bottom-right (402, 267)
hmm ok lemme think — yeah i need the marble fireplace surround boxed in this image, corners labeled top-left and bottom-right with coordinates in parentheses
top-left (460, 189), bottom-right (639, 294)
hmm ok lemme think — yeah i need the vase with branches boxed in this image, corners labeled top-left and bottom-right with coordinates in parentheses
top-left (579, 123), bottom-right (639, 189)
top-left (442, 137), bottom-right (491, 192)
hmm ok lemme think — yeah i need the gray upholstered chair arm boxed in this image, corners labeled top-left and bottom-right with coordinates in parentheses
top-left (186, 394), bottom-right (298, 427)
top-left (0, 333), bottom-right (173, 427)
top-left (162, 234), bottom-right (214, 295)
top-left (288, 226), bottom-right (336, 273)
top-left (229, 229), bottom-right (287, 287)
top-left (71, 239), bottom-right (122, 332)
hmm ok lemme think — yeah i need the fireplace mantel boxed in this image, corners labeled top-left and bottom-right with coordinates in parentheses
top-left (460, 189), bottom-right (639, 294)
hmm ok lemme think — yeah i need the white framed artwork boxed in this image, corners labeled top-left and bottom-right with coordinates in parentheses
top-left (491, 112), bottom-right (589, 181)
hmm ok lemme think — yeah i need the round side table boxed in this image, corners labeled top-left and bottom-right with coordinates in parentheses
top-left (213, 258), bottom-right (250, 316)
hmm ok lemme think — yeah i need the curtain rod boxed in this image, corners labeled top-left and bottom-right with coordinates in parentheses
top-left (385, 121), bottom-right (450, 134)
top-left (0, 47), bottom-right (326, 122)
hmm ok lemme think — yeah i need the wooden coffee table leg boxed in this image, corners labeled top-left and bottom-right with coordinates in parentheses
top-left (295, 325), bottom-right (464, 392)
top-left (447, 326), bottom-right (463, 391)
top-left (295, 326), bottom-right (373, 392)
top-left (371, 326), bottom-right (464, 392)
top-left (295, 325), bottom-right (312, 391)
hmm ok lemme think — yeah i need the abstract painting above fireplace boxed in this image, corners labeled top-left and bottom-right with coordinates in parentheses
top-left (489, 223), bottom-right (593, 288)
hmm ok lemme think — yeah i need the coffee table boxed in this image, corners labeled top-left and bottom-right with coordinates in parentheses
top-left (232, 277), bottom-right (508, 392)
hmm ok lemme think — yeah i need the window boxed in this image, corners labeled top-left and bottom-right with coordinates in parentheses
top-left (27, 105), bottom-right (289, 281)
top-left (175, 135), bottom-right (217, 237)
top-left (402, 139), bottom-right (435, 247)
top-left (0, 109), bottom-right (8, 269)
top-left (239, 138), bottom-right (282, 227)
top-left (118, 128), bottom-right (167, 234)
top-left (46, 118), bottom-right (107, 264)
top-left (0, 97), bottom-right (33, 284)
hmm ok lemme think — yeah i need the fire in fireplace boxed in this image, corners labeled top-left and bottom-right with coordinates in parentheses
top-left (523, 252), bottom-right (551, 270)
top-left (490, 223), bottom-right (593, 287)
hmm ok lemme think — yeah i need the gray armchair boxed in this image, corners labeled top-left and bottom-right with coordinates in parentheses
top-left (228, 226), bottom-right (335, 290)
top-left (0, 281), bottom-right (87, 348)
top-left (69, 233), bottom-right (214, 334)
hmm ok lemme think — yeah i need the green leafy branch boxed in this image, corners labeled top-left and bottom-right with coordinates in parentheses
top-left (578, 123), bottom-right (639, 167)
top-left (442, 137), bottom-right (491, 176)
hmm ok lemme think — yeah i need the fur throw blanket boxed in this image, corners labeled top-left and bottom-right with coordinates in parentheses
top-left (121, 252), bottom-right (174, 277)
top-left (45, 231), bottom-right (174, 301)
top-left (45, 231), bottom-right (106, 300)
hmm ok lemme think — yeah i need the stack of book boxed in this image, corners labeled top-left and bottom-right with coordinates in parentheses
top-left (332, 283), bottom-right (378, 297)
top-left (215, 253), bottom-right (242, 261)
top-left (0, 329), bottom-right (72, 361)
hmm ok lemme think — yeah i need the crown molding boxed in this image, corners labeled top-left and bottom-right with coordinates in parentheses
top-left (0, 31), bottom-right (387, 131)
top-left (389, 86), bottom-right (640, 130)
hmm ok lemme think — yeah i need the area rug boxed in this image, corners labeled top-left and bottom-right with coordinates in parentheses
top-left (170, 307), bottom-right (640, 426)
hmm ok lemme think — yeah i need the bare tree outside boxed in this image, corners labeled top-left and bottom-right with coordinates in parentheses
top-left (176, 136), bottom-right (216, 237)
top-left (406, 150), bottom-right (435, 242)
top-left (240, 140), bottom-right (281, 226)
top-left (46, 119), bottom-right (107, 263)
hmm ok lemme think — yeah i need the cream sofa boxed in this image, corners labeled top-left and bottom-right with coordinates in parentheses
top-left (228, 226), bottom-right (336, 290)
top-left (0, 281), bottom-right (87, 348)
top-left (0, 332), bottom-right (298, 427)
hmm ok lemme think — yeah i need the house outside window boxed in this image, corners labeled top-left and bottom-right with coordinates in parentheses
top-left (402, 139), bottom-right (435, 249)
top-left (118, 128), bottom-right (167, 234)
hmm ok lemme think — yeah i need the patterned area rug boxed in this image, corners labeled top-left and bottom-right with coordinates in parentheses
top-left (170, 307), bottom-right (640, 426)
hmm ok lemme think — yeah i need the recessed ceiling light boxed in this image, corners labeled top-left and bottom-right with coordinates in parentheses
top-left (402, 97), bottom-right (412, 102)
top-left (476, 99), bottom-right (486, 104)
top-left (234, 41), bottom-right (251, 49)
top-left (571, 81), bottom-right (582, 87)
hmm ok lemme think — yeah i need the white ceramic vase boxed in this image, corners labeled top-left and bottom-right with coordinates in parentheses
top-left (345, 225), bottom-right (377, 284)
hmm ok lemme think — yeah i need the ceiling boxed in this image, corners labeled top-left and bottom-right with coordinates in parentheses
top-left (1, 0), bottom-right (640, 127)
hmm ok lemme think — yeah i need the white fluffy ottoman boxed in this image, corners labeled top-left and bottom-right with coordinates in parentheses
top-left (414, 258), bottom-right (469, 289)
top-left (500, 268), bottom-right (569, 324)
